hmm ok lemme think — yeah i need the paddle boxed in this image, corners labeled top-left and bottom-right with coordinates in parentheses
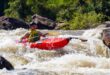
top-left (19, 31), bottom-right (88, 43)
top-left (47, 31), bottom-right (88, 42)
top-left (69, 37), bottom-right (88, 42)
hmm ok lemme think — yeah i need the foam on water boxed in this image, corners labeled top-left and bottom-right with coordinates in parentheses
top-left (0, 28), bottom-right (109, 75)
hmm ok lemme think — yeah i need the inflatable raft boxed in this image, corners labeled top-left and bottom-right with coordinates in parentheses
top-left (30, 38), bottom-right (71, 50)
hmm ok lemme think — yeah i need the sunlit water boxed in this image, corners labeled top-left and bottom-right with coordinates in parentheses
top-left (0, 28), bottom-right (110, 75)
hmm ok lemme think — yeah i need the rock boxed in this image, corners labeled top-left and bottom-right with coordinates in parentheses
top-left (101, 29), bottom-right (110, 48)
top-left (0, 56), bottom-right (14, 70)
top-left (31, 14), bottom-right (57, 29)
top-left (54, 22), bottom-right (69, 29)
top-left (96, 21), bottom-right (110, 29)
top-left (0, 16), bottom-right (29, 30)
top-left (96, 24), bottom-right (107, 28)
top-left (104, 21), bottom-right (110, 27)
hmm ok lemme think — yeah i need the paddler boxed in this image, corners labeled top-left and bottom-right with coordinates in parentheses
top-left (20, 22), bottom-right (48, 42)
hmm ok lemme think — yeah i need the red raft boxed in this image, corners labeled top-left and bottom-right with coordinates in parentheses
top-left (30, 38), bottom-right (71, 50)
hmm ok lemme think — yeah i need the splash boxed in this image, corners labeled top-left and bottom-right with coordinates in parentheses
top-left (0, 28), bottom-right (109, 75)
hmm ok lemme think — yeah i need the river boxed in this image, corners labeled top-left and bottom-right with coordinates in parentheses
top-left (0, 28), bottom-right (110, 75)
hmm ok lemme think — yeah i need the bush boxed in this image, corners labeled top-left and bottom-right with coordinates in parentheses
top-left (67, 11), bottom-right (104, 30)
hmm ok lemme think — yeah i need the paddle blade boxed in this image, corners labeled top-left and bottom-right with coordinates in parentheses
top-left (79, 38), bottom-right (87, 42)
top-left (71, 37), bottom-right (88, 42)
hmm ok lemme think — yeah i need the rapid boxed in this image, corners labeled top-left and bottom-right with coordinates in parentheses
top-left (0, 28), bottom-right (110, 75)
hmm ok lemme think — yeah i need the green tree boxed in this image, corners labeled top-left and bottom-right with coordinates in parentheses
top-left (4, 0), bottom-right (110, 29)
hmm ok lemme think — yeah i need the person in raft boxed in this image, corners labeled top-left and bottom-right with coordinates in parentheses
top-left (20, 22), bottom-right (48, 43)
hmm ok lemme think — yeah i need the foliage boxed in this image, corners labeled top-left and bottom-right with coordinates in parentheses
top-left (69, 11), bottom-right (104, 30)
top-left (1, 0), bottom-right (110, 29)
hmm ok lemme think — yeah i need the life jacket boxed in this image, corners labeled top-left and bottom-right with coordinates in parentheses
top-left (28, 29), bottom-right (40, 42)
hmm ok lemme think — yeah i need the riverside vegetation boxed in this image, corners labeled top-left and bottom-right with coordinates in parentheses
top-left (0, 0), bottom-right (110, 30)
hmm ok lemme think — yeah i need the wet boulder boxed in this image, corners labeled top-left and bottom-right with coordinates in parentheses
top-left (0, 16), bottom-right (29, 30)
top-left (96, 21), bottom-right (110, 28)
top-left (0, 56), bottom-right (14, 70)
top-left (102, 29), bottom-right (110, 48)
top-left (31, 14), bottom-right (57, 29)
top-left (104, 21), bottom-right (110, 27)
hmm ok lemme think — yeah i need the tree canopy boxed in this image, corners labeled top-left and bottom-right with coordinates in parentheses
top-left (1, 0), bottom-right (110, 30)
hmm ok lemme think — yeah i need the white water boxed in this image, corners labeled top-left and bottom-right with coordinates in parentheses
top-left (0, 28), bottom-right (110, 75)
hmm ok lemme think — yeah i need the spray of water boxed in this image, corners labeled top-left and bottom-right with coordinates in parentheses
top-left (0, 28), bottom-right (109, 75)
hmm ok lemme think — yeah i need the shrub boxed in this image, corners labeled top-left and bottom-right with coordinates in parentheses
top-left (68, 11), bottom-right (104, 30)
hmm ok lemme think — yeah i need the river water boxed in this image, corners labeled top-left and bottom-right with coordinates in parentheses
top-left (0, 28), bottom-right (110, 75)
